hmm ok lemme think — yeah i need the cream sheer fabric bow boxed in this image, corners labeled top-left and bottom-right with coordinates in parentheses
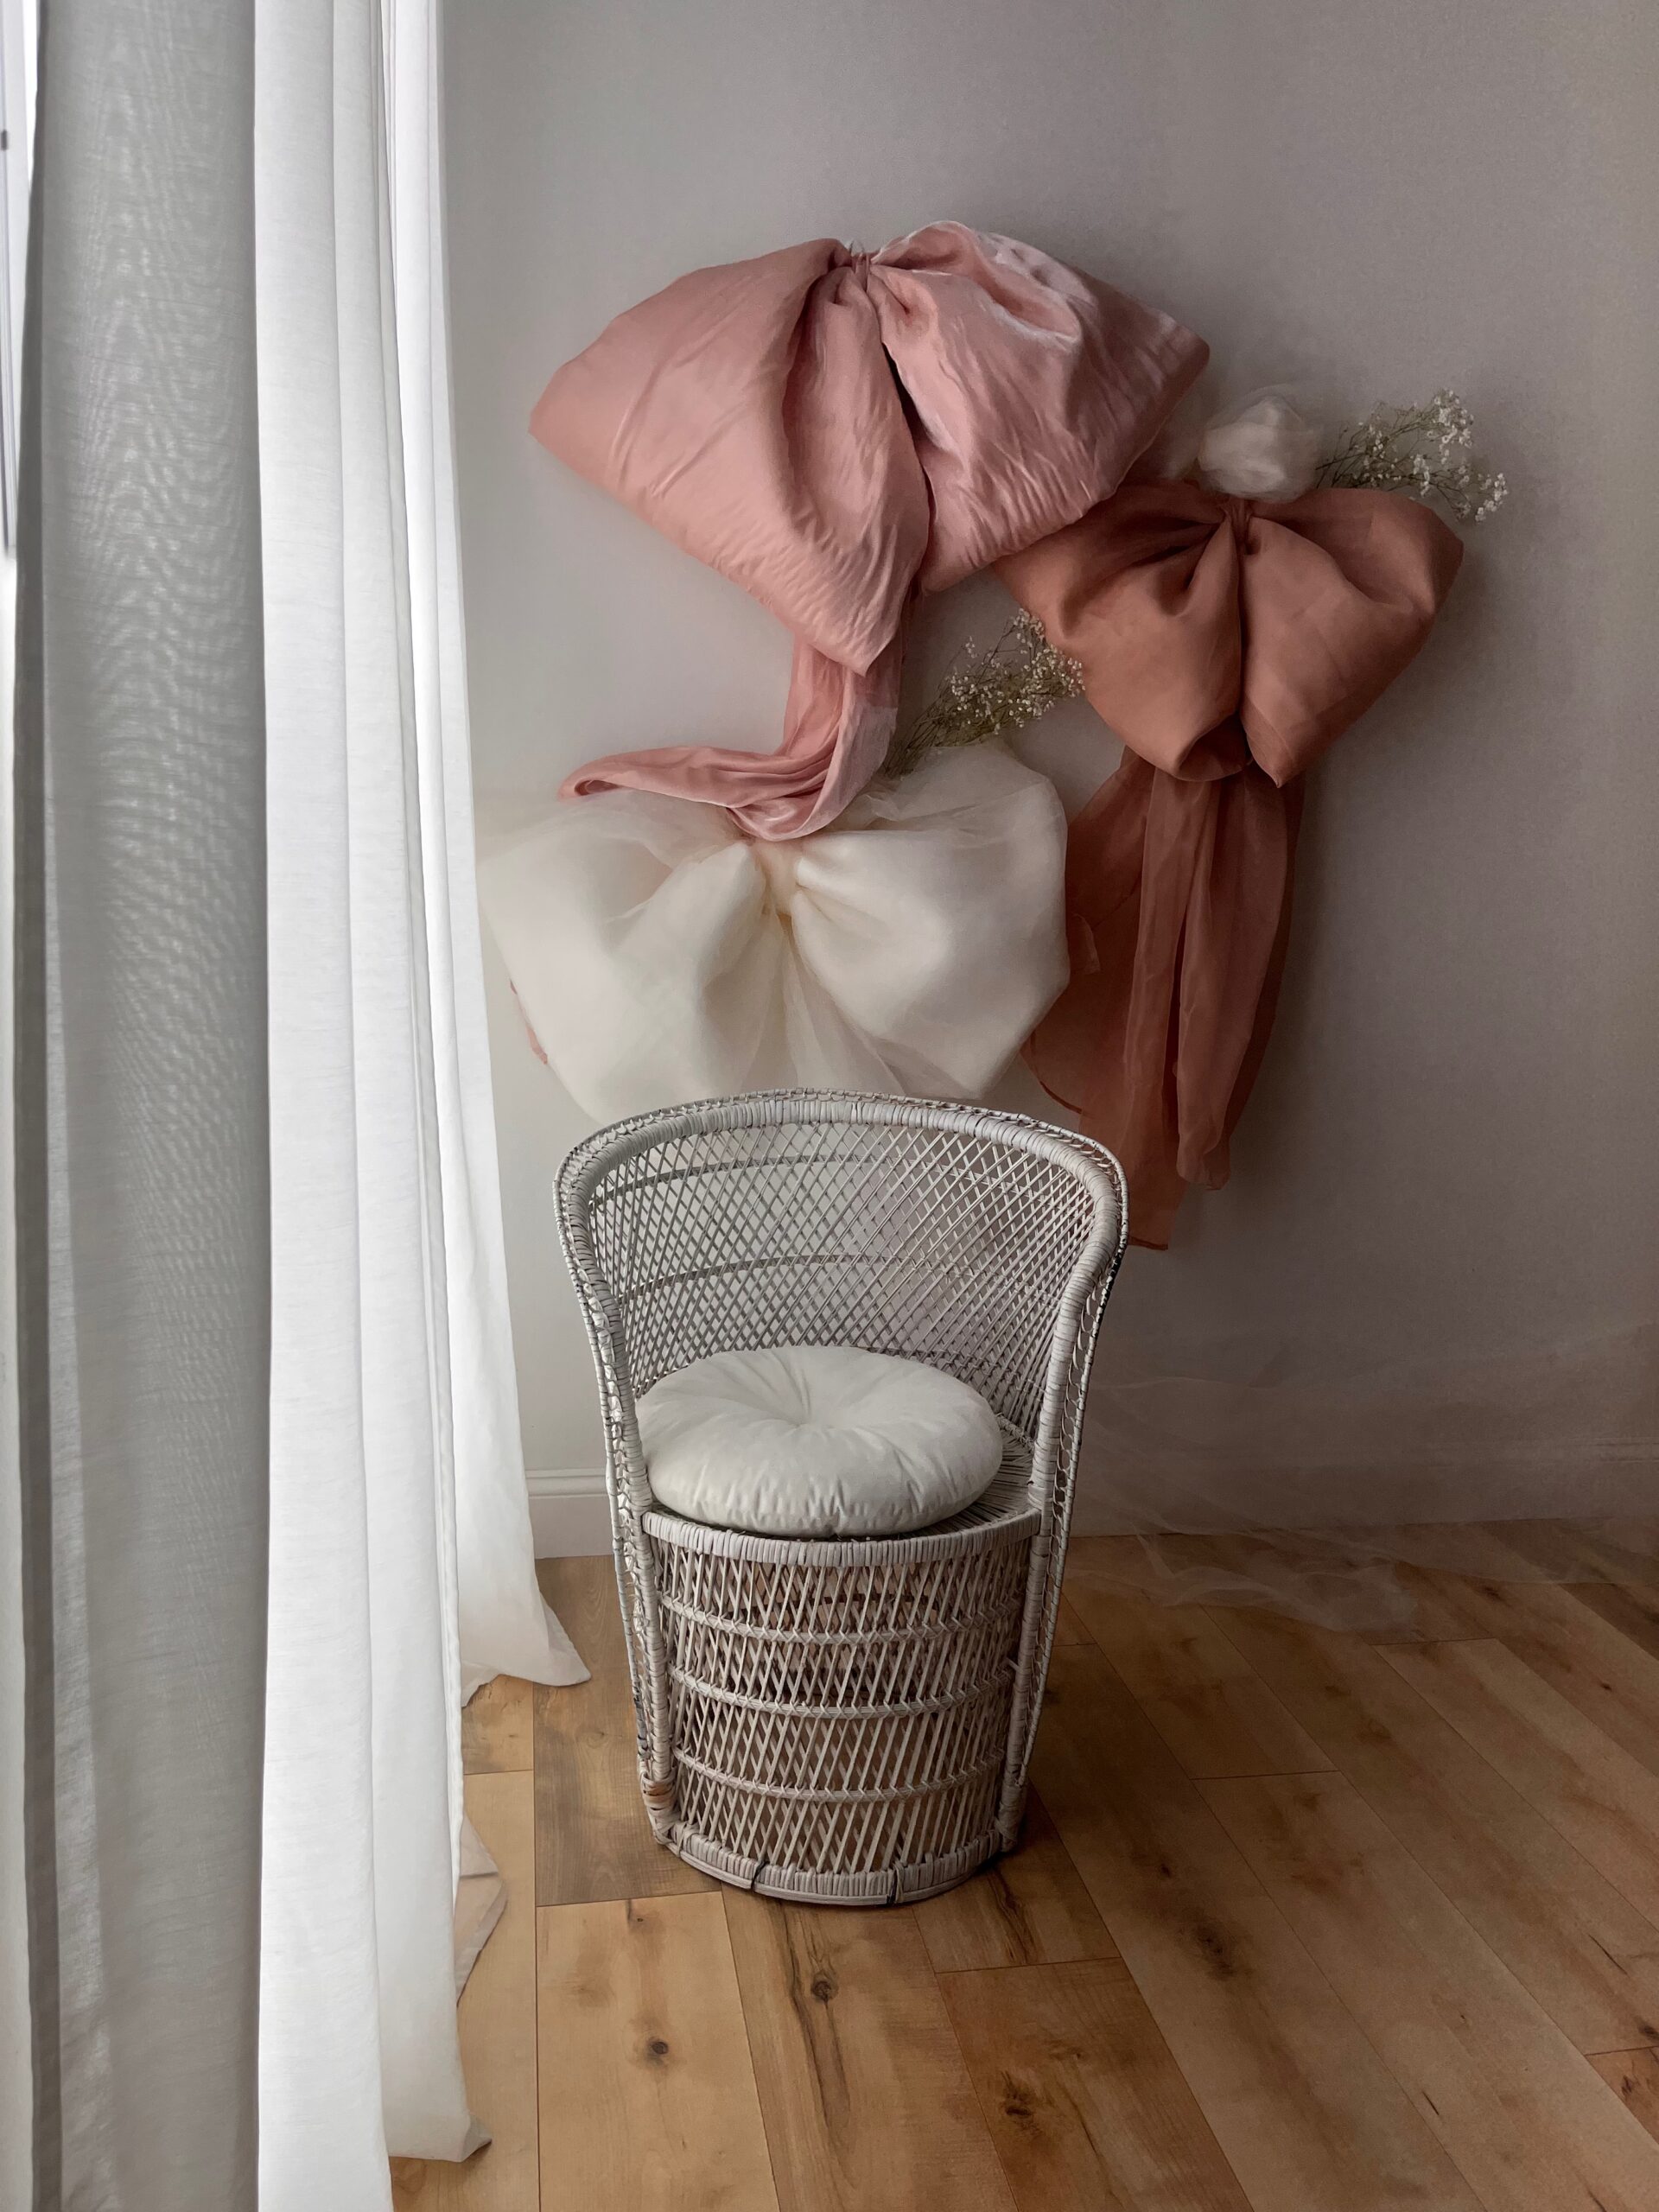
top-left (480, 746), bottom-right (1068, 1116)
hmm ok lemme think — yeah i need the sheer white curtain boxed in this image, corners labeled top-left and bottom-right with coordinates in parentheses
top-left (256, 0), bottom-right (581, 2195)
top-left (10, 0), bottom-right (575, 2198)
top-left (2, 486), bottom-right (27, 2212)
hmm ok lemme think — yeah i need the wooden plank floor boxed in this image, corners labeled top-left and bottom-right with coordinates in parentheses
top-left (399, 1528), bottom-right (1659, 2211)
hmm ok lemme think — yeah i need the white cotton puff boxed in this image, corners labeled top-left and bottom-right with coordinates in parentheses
top-left (1197, 390), bottom-right (1323, 503)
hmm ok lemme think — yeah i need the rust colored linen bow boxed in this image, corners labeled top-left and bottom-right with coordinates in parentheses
top-left (999, 480), bottom-right (1463, 1246)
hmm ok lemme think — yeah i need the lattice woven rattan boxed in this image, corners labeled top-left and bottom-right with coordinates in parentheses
top-left (556, 1090), bottom-right (1128, 1905)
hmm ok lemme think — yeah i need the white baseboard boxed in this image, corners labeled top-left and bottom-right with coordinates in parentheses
top-left (528, 1450), bottom-right (1659, 1558)
top-left (528, 1468), bottom-right (611, 1557)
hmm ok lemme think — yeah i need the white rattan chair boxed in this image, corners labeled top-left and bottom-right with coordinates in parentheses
top-left (556, 1090), bottom-right (1128, 1905)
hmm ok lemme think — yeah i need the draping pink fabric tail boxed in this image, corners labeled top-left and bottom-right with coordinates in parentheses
top-left (534, 224), bottom-right (1208, 838)
top-left (1004, 482), bottom-right (1463, 1244)
top-left (558, 635), bottom-right (905, 842)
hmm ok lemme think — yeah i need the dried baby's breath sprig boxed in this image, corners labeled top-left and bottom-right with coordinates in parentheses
top-left (1319, 388), bottom-right (1508, 523)
top-left (885, 609), bottom-right (1084, 779)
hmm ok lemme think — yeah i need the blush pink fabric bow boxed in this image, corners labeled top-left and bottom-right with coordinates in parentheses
top-left (1000, 480), bottom-right (1464, 1245)
top-left (531, 224), bottom-right (1207, 838)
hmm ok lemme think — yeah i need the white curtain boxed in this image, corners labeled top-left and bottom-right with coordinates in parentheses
top-left (256, 0), bottom-right (582, 2196)
top-left (2, 486), bottom-right (28, 2212)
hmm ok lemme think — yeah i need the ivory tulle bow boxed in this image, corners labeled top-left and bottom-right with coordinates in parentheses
top-left (1000, 480), bottom-right (1464, 1246)
top-left (532, 224), bottom-right (1206, 838)
top-left (479, 747), bottom-right (1070, 1116)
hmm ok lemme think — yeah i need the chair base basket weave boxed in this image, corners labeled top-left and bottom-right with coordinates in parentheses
top-left (643, 1431), bottom-right (1038, 1904)
top-left (557, 1092), bottom-right (1128, 1908)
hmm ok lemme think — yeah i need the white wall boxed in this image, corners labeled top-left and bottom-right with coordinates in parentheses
top-left (445, 0), bottom-right (1659, 1535)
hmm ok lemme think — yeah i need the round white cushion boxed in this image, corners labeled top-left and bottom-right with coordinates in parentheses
top-left (636, 1344), bottom-right (1004, 1539)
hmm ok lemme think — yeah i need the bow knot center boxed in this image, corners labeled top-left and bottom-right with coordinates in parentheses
top-left (752, 836), bottom-right (802, 918)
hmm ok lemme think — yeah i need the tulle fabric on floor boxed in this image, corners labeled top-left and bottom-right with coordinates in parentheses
top-left (1066, 1319), bottom-right (1659, 1628)
top-left (1065, 1520), bottom-right (1659, 1636)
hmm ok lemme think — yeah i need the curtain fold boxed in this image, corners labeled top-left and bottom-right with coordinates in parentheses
top-left (383, 0), bottom-right (582, 1697)
top-left (15, 3), bottom-right (271, 2206)
top-left (256, 0), bottom-right (436, 2189)
top-left (2, 549), bottom-right (26, 2212)
top-left (15, 2), bottom-right (577, 2204)
top-left (256, 0), bottom-right (581, 2196)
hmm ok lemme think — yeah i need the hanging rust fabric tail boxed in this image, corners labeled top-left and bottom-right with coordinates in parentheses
top-left (1002, 480), bottom-right (1463, 1244)
top-left (1027, 756), bottom-right (1302, 1246)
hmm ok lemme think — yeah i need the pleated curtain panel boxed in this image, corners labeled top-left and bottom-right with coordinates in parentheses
top-left (4, 3), bottom-right (584, 2206)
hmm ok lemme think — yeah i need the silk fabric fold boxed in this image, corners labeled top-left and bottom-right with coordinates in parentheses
top-left (532, 224), bottom-right (1206, 837)
top-left (1001, 482), bottom-right (1463, 1245)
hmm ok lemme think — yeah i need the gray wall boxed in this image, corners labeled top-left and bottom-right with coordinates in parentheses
top-left (445, 0), bottom-right (1659, 1524)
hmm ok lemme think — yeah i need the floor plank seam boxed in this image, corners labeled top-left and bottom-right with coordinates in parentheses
top-left (1039, 1754), bottom-right (1474, 2204)
top-left (1378, 1635), bottom-right (1659, 1929)
top-left (721, 1894), bottom-right (788, 2212)
top-left (931, 1942), bottom-right (1028, 2212)
top-left (1207, 1591), bottom-right (1659, 2061)
top-left (926, 1955), bottom-right (1138, 1978)
top-left (1180, 1764), bottom-right (1341, 1783)
top-left (1363, 1632), bottom-right (1490, 1646)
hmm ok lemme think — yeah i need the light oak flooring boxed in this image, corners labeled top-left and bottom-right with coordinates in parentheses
top-left (391, 1523), bottom-right (1659, 2212)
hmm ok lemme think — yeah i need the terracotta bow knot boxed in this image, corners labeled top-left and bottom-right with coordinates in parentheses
top-left (1000, 479), bottom-right (1463, 1246)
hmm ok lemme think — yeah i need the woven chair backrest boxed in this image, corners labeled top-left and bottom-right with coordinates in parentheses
top-left (560, 1092), bottom-right (1124, 1435)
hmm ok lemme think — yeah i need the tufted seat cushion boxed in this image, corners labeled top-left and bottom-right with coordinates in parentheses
top-left (635, 1343), bottom-right (1004, 1539)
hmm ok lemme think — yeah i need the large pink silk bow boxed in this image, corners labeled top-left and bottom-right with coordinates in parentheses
top-left (1000, 481), bottom-right (1464, 1244)
top-left (532, 225), bottom-right (1207, 837)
